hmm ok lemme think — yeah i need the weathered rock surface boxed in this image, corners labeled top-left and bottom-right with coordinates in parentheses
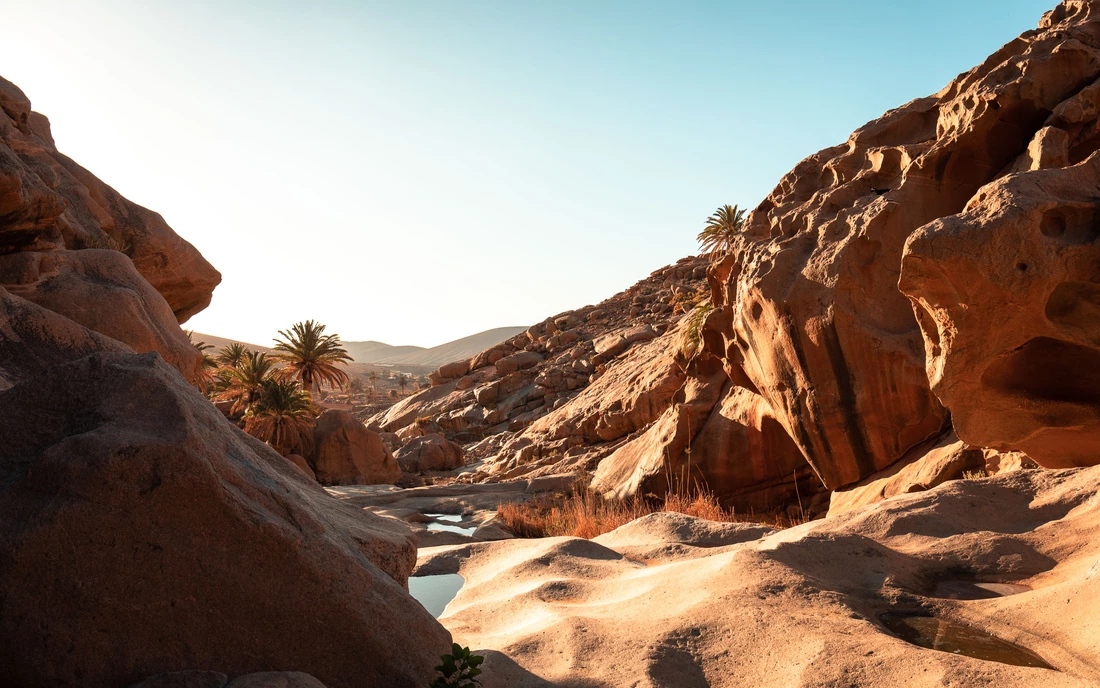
top-left (311, 409), bottom-right (400, 485)
top-left (0, 284), bottom-right (131, 388)
top-left (420, 463), bottom-right (1100, 687)
top-left (395, 433), bottom-right (464, 473)
top-left (0, 249), bottom-right (202, 383)
top-left (369, 256), bottom-right (708, 474)
top-left (901, 153), bottom-right (1100, 468)
top-left (827, 432), bottom-right (986, 516)
top-left (0, 75), bottom-right (220, 320)
top-left (0, 353), bottom-right (448, 688)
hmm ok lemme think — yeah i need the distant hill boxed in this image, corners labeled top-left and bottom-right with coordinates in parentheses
top-left (191, 332), bottom-right (272, 354)
top-left (349, 326), bottom-right (528, 367)
top-left (342, 340), bottom-right (425, 363)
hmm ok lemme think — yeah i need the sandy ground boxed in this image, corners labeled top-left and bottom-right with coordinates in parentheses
top-left (416, 466), bottom-right (1100, 687)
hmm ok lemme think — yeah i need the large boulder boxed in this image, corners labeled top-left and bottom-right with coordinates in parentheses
top-left (311, 410), bottom-right (400, 485)
top-left (0, 249), bottom-right (202, 383)
top-left (0, 285), bottom-right (131, 388)
top-left (394, 433), bottom-right (464, 473)
top-left (0, 353), bottom-right (449, 687)
top-left (0, 74), bottom-right (220, 320)
top-left (900, 154), bottom-right (1100, 468)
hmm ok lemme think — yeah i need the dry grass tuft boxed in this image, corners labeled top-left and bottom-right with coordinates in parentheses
top-left (497, 487), bottom-right (802, 539)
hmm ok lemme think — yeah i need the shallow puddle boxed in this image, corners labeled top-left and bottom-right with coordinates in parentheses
top-left (933, 580), bottom-right (1031, 600)
top-left (880, 613), bottom-right (1054, 669)
top-left (423, 513), bottom-right (477, 536)
top-left (409, 573), bottom-right (464, 618)
top-left (425, 513), bottom-right (463, 523)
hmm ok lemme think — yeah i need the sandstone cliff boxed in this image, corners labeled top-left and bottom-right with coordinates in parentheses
top-left (390, 0), bottom-right (1100, 517)
top-left (0, 76), bottom-right (449, 686)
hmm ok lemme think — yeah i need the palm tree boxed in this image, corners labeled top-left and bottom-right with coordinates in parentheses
top-left (697, 204), bottom-right (747, 258)
top-left (216, 342), bottom-right (251, 369)
top-left (243, 377), bottom-right (318, 456)
top-left (272, 320), bottom-right (353, 397)
top-left (367, 370), bottom-right (380, 396)
top-left (217, 351), bottom-right (277, 414)
top-left (396, 373), bottom-right (409, 395)
top-left (347, 376), bottom-right (366, 395)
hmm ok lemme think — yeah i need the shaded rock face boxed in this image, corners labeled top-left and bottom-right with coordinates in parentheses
top-left (395, 433), bottom-right (464, 473)
top-left (0, 75), bottom-right (220, 321)
top-left (311, 410), bottom-right (400, 485)
top-left (0, 353), bottom-right (448, 688)
top-left (0, 248), bottom-right (202, 383)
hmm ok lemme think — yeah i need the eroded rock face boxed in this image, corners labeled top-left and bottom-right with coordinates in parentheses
top-left (699, 0), bottom-right (1100, 491)
top-left (311, 410), bottom-right (400, 485)
top-left (395, 433), bottom-right (464, 473)
top-left (0, 249), bottom-right (202, 383)
top-left (0, 75), bottom-right (220, 320)
top-left (0, 353), bottom-right (447, 688)
top-left (901, 154), bottom-right (1100, 468)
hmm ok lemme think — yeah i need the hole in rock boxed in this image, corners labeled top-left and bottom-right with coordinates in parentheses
top-left (409, 574), bottom-right (464, 618)
top-left (981, 337), bottom-right (1100, 405)
top-left (1039, 206), bottom-right (1100, 243)
top-left (1016, 262), bottom-right (1028, 272)
top-left (879, 613), bottom-right (1055, 669)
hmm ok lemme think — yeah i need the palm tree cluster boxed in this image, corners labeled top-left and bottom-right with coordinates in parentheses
top-left (697, 204), bottom-right (747, 258)
top-left (190, 320), bottom-right (352, 456)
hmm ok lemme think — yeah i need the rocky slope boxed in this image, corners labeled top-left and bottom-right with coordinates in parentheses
top-left (367, 256), bottom-right (711, 478)
top-left (0, 76), bottom-right (449, 686)
top-left (388, 1), bottom-right (1100, 519)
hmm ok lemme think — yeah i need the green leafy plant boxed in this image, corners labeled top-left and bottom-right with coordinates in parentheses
top-left (679, 301), bottom-right (715, 358)
top-left (430, 644), bottom-right (484, 688)
top-left (696, 204), bottom-right (747, 257)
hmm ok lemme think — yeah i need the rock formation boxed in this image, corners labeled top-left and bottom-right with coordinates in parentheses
top-left (0, 77), bottom-right (448, 686)
top-left (310, 409), bottom-right (401, 485)
top-left (393, 1), bottom-right (1100, 515)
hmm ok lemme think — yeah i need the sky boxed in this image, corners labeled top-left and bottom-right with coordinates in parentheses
top-left (1, 0), bottom-right (1054, 347)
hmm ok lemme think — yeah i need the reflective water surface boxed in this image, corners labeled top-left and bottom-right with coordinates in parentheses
top-left (409, 574), bottom-right (465, 618)
top-left (880, 613), bottom-right (1055, 669)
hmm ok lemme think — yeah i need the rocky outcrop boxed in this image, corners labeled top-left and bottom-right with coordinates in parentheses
top-left (0, 248), bottom-right (202, 383)
top-left (589, 0), bottom-right (1100, 507)
top-left (0, 353), bottom-right (448, 688)
top-left (311, 410), bottom-right (401, 485)
top-left (395, 433), bottom-right (464, 473)
top-left (369, 256), bottom-right (709, 464)
top-left (827, 432), bottom-right (986, 516)
top-left (0, 75), bottom-right (220, 321)
top-left (901, 153), bottom-right (1100, 468)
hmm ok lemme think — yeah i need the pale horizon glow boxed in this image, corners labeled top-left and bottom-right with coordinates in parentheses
top-left (1, 0), bottom-right (1052, 347)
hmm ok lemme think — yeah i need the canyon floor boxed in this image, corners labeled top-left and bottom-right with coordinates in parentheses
top-left (333, 465), bottom-right (1100, 687)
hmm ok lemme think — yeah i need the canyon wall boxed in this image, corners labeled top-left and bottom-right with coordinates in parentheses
top-left (0, 76), bottom-right (448, 686)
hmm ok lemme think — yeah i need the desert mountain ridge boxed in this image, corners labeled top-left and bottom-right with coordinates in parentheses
top-left (195, 326), bottom-right (528, 370)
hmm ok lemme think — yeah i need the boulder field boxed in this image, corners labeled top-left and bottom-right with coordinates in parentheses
top-left (0, 77), bottom-right (449, 685)
top-left (386, 0), bottom-right (1100, 518)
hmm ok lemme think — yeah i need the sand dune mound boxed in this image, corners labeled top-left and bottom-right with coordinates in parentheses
top-left (419, 466), bottom-right (1100, 686)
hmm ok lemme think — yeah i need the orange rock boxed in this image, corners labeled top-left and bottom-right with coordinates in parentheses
top-left (0, 353), bottom-right (447, 687)
top-left (311, 410), bottom-right (400, 485)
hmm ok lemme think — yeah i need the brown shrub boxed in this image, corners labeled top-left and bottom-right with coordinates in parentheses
top-left (497, 486), bottom-right (802, 539)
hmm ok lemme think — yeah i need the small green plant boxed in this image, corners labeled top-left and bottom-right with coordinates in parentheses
top-left (679, 301), bottom-right (715, 358)
top-left (430, 644), bottom-right (484, 688)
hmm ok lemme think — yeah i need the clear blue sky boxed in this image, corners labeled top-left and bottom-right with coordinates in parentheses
top-left (1, 0), bottom-right (1054, 346)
